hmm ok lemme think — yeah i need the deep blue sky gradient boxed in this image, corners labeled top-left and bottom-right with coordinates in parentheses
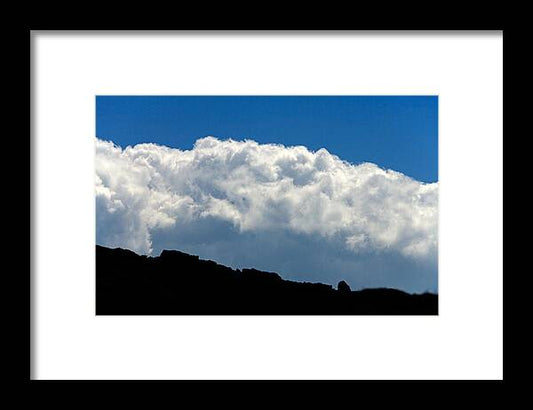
top-left (96, 96), bottom-right (438, 182)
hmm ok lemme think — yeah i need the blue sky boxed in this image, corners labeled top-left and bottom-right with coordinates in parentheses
top-left (96, 96), bottom-right (438, 182)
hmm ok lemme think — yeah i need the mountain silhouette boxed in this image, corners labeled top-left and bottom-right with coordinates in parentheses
top-left (96, 245), bottom-right (438, 315)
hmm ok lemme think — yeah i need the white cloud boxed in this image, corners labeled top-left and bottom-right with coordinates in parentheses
top-left (95, 137), bottom-right (438, 292)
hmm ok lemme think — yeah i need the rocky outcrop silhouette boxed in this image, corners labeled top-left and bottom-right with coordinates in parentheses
top-left (337, 280), bottom-right (351, 293)
top-left (96, 245), bottom-right (438, 315)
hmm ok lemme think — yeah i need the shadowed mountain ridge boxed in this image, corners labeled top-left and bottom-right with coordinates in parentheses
top-left (96, 245), bottom-right (438, 315)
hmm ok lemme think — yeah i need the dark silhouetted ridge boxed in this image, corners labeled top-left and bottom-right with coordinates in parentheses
top-left (96, 245), bottom-right (438, 315)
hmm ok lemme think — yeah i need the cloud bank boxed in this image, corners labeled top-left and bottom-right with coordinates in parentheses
top-left (96, 137), bottom-right (438, 292)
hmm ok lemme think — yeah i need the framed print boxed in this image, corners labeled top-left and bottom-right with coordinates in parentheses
top-left (31, 31), bottom-right (504, 380)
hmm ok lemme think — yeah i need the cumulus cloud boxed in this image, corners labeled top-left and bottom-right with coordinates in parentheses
top-left (95, 137), bottom-right (438, 292)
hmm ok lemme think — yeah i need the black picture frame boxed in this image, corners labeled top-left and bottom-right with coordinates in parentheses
top-left (27, 26), bottom-right (511, 385)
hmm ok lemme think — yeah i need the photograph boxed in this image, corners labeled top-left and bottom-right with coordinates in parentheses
top-left (95, 96), bottom-right (438, 315)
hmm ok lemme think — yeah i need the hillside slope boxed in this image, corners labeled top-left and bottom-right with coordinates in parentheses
top-left (96, 245), bottom-right (438, 315)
